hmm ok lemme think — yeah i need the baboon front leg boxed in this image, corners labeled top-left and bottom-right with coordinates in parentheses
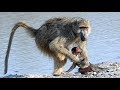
top-left (77, 41), bottom-right (90, 68)
top-left (53, 54), bottom-right (67, 76)
top-left (49, 38), bottom-right (80, 63)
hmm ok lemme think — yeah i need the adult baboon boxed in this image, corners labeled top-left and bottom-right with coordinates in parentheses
top-left (4, 17), bottom-right (91, 76)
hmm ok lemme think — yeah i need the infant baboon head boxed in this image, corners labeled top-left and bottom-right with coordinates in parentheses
top-left (71, 47), bottom-right (82, 55)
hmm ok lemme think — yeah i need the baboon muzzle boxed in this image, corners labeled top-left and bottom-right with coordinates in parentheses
top-left (80, 32), bottom-right (87, 41)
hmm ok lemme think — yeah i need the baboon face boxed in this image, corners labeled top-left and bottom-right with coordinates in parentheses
top-left (71, 47), bottom-right (82, 55)
top-left (72, 19), bottom-right (91, 41)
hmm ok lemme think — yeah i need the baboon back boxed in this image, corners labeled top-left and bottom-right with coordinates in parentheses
top-left (35, 17), bottom-right (76, 56)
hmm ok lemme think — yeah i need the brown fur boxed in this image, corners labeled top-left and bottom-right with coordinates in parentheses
top-left (4, 17), bottom-right (91, 76)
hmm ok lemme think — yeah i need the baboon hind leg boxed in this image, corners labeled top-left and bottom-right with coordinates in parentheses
top-left (53, 53), bottom-right (67, 76)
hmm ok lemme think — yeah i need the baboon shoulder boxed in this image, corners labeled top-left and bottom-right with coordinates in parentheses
top-left (45, 17), bottom-right (70, 25)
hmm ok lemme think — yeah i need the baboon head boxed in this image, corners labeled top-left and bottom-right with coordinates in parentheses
top-left (72, 18), bottom-right (91, 41)
top-left (71, 47), bottom-right (82, 55)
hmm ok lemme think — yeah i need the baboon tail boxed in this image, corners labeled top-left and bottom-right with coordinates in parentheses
top-left (4, 22), bottom-right (38, 74)
top-left (16, 22), bottom-right (38, 37)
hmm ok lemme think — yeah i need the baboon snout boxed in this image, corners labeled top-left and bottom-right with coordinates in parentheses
top-left (80, 32), bottom-right (87, 41)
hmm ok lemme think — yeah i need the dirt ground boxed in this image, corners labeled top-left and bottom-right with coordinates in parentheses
top-left (2, 62), bottom-right (120, 78)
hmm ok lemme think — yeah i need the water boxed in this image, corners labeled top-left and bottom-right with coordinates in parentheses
top-left (0, 12), bottom-right (120, 76)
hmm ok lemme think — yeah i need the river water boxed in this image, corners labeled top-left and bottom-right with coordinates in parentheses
top-left (0, 12), bottom-right (120, 76)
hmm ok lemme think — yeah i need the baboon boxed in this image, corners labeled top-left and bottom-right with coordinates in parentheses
top-left (4, 17), bottom-right (91, 76)
top-left (66, 47), bottom-right (85, 73)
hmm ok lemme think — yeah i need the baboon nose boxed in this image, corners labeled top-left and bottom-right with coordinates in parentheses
top-left (81, 37), bottom-right (86, 41)
top-left (81, 36), bottom-right (86, 41)
top-left (80, 32), bottom-right (87, 41)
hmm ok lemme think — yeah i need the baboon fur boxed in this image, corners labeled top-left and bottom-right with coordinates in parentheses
top-left (5, 17), bottom-right (91, 75)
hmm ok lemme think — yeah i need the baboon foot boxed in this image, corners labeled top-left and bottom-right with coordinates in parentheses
top-left (78, 65), bottom-right (93, 74)
top-left (53, 68), bottom-right (64, 76)
top-left (53, 72), bottom-right (62, 76)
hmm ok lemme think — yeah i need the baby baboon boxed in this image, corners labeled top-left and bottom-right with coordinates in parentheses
top-left (66, 47), bottom-right (105, 74)
top-left (66, 47), bottom-right (93, 74)
top-left (4, 17), bottom-right (91, 76)
top-left (66, 47), bottom-right (85, 72)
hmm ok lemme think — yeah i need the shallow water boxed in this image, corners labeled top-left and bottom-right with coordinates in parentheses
top-left (0, 12), bottom-right (120, 76)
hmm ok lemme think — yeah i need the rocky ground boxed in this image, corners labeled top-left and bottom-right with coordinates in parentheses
top-left (2, 62), bottom-right (120, 78)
